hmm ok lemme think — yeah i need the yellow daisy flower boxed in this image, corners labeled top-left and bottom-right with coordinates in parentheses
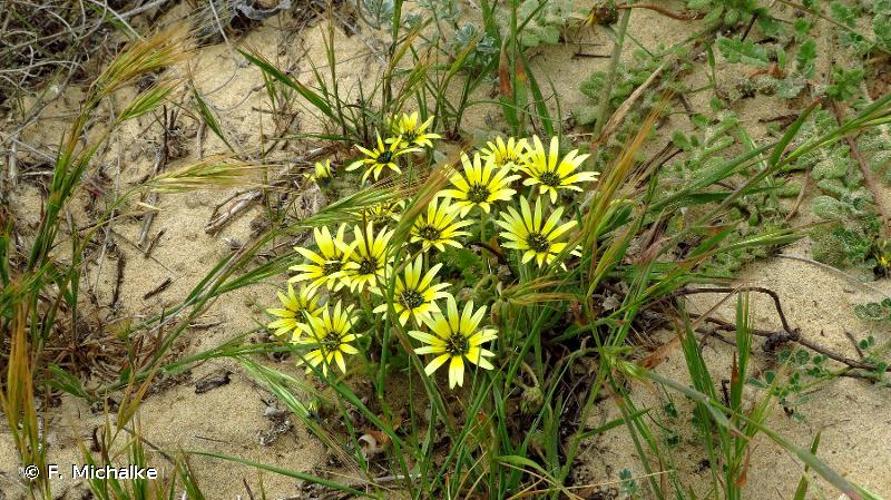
top-left (310, 159), bottom-right (334, 184)
top-left (495, 196), bottom-right (579, 268)
top-left (480, 136), bottom-right (528, 171)
top-left (346, 133), bottom-right (420, 183)
top-left (373, 255), bottom-right (451, 326)
top-left (340, 223), bottom-right (394, 293)
top-left (408, 296), bottom-right (497, 389)
top-left (353, 200), bottom-right (405, 227)
top-left (439, 153), bottom-right (520, 217)
top-left (388, 111), bottom-right (441, 148)
top-left (290, 225), bottom-right (352, 292)
top-left (296, 301), bottom-right (360, 376)
top-left (266, 283), bottom-right (323, 341)
top-left (520, 136), bottom-right (598, 203)
top-left (410, 197), bottom-right (474, 252)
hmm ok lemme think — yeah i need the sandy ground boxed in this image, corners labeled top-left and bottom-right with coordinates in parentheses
top-left (2, 1), bottom-right (891, 498)
top-left (576, 239), bottom-right (891, 498)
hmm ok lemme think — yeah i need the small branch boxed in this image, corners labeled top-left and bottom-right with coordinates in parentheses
top-left (203, 145), bottom-right (335, 234)
top-left (740, 13), bottom-right (758, 41)
top-left (830, 99), bottom-right (890, 236)
top-left (844, 330), bottom-right (865, 360)
top-left (593, 7), bottom-right (631, 137)
top-left (697, 314), bottom-right (880, 372)
top-left (616, 3), bottom-right (705, 21)
top-left (669, 286), bottom-right (796, 335)
top-left (111, 249), bottom-right (126, 309)
top-left (663, 285), bottom-right (890, 376)
top-left (205, 190), bottom-right (263, 235)
top-left (783, 175), bottom-right (809, 223)
top-left (138, 108), bottom-right (173, 249)
top-left (143, 277), bottom-right (172, 300)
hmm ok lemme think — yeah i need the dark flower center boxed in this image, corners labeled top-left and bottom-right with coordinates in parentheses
top-left (400, 289), bottom-right (424, 309)
top-left (497, 151), bottom-right (519, 165)
top-left (419, 225), bottom-right (441, 241)
top-left (321, 331), bottom-right (341, 351)
top-left (377, 150), bottom-right (394, 164)
top-left (539, 171), bottom-right (562, 187)
top-left (323, 260), bottom-right (343, 275)
top-left (403, 130), bottom-right (417, 142)
top-left (467, 184), bottom-right (491, 203)
top-left (358, 257), bottom-right (378, 275)
top-left (527, 232), bottom-right (551, 252)
top-left (446, 332), bottom-right (469, 356)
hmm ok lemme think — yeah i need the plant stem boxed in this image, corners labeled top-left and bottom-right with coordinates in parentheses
top-left (479, 208), bottom-right (488, 242)
top-left (593, 5), bottom-right (632, 136)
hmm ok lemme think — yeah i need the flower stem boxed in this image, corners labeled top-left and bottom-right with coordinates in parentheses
top-left (479, 208), bottom-right (488, 243)
top-left (594, 5), bottom-right (632, 136)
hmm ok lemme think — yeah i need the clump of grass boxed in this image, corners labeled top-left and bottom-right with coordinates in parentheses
top-left (1, 304), bottom-right (49, 497)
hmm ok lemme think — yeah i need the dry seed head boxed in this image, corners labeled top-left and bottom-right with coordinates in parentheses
top-left (93, 24), bottom-right (192, 98)
top-left (146, 155), bottom-right (259, 193)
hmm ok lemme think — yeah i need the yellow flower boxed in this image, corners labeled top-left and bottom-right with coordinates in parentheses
top-left (340, 223), bottom-right (394, 293)
top-left (346, 133), bottom-right (420, 183)
top-left (290, 225), bottom-right (352, 292)
top-left (353, 200), bottom-right (405, 227)
top-left (408, 296), bottom-right (497, 389)
top-left (266, 283), bottom-right (323, 341)
top-left (373, 255), bottom-right (451, 326)
top-left (495, 196), bottom-right (578, 268)
top-left (439, 153), bottom-right (520, 217)
top-left (410, 197), bottom-right (474, 252)
top-left (480, 136), bottom-right (528, 171)
top-left (296, 301), bottom-right (360, 376)
top-left (310, 159), bottom-right (334, 183)
top-left (520, 136), bottom-right (598, 203)
top-left (388, 111), bottom-right (441, 148)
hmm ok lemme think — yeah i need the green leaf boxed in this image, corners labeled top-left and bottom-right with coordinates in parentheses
top-left (811, 152), bottom-right (850, 179)
top-left (716, 37), bottom-right (770, 67)
top-left (187, 451), bottom-right (363, 495)
top-left (829, 1), bottom-right (857, 27)
top-left (192, 89), bottom-right (235, 153)
top-left (238, 48), bottom-right (336, 121)
top-left (118, 83), bottom-right (175, 122)
top-left (811, 195), bottom-right (849, 219)
top-left (796, 39), bottom-right (817, 78)
top-left (827, 67), bottom-right (865, 101)
top-left (853, 302), bottom-right (890, 322)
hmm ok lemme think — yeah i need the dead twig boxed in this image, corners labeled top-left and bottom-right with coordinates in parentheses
top-left (138, 107), bottom-right (174, 250)
top-left (143, 228), bottom-right (165, 258)
top-left (830, 99), bottom-right (890, 235)
top-left (783, 175), bottom-right (809, 223)
top-left (143, 277), bottom-right (172, 300)
top-left (695, 314), bottom-right (881, 372)
top-left (664, 285), bottom-right (891, 377)
top-left (111, 250), bottom-right (126, 309)
top-left (669, 286), bottom-right (796, 335)
top-left (844, 330), bottom-right (865, 360)
top-left (616, 3), bottom-right (705, 21)
top-left (594, 61), bottom-right (667, 147)
top-left (204, 145), bottom-right (335, 234)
